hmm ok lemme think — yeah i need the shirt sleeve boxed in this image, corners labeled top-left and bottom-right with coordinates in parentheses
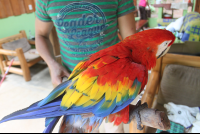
top-left (117, 0), bottom-right (136, 18)
top-left (35, 0), bottom-right (52, 22)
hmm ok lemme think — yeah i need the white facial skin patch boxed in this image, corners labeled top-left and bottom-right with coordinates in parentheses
top-left (156, 40), bottom-right (172, 58)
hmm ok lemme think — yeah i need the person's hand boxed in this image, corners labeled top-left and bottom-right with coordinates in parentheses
top-left (49, 61), bottom-right (70, 87)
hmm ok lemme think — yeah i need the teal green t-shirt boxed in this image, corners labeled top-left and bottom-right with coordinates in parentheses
top-left (36, 0), bottom-right (135, 71)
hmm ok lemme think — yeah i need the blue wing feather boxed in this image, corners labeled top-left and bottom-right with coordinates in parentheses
top-left (92, 98), bottom-right (117, 117)
top-left (111, 99), bottom-right (134, 114)
top-left (38, 80), bottom-right (72, 107)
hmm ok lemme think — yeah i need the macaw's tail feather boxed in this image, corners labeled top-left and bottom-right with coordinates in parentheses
top-left (43, 116), bottom-right (61, 133)
top-left (59, 115), bottom-right (104, 133)
top-left (0, 95), bottom-right (62, 124)
top-left (0, 80), bottom-right (71, 124)
top-left (0, 93), bottom-right (93, 124)
top-left (0, 80), bottom-right (80, 124)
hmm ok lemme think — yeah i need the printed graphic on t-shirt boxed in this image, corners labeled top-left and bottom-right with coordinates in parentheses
top-left (55, 2), bottom-right (109, 56)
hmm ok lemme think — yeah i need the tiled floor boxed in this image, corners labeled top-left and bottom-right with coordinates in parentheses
top-left (0, 64), bottom-right (57, 133)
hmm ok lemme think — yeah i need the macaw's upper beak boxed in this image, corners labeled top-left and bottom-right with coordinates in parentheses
top-left (157, 46), bottom-right (171, 59)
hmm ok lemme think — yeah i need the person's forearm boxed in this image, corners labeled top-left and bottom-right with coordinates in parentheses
top-left (35, 35), bottom-right (57, 69)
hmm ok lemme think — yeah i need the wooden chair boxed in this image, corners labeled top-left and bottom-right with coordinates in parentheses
top-left (129, 43), bottom-right (200, 133)
top-left (0, 30), bottom-right (42, 81)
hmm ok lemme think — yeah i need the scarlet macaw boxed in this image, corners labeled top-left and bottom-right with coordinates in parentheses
top-left (0, 29), bottom-right (175, 133)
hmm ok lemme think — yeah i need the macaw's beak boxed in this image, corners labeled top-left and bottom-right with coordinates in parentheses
top-left (157, 46), bottom-right (171, 59)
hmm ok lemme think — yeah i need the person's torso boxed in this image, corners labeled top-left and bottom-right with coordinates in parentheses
top-left (139, 0), bottom-right (146, 7)
top-left (37, 0), bottom-right (134, 71)
top-left (49, 0), bottom-right (121, 71)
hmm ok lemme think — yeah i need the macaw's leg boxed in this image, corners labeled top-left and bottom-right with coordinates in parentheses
top-left (128, 100), bottom-right (148, 130)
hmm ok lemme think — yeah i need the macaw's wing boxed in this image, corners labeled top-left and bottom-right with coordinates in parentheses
top-left (60, 55), bottom-right (148, 117)
top-left (38, 43), bottom-right (134, 108)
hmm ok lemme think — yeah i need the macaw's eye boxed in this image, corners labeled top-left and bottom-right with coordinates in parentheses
top-left (165, 42), bottom-right (168, 46)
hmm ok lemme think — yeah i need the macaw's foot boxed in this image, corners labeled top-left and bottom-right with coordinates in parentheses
top-left (128, 100), bottom-right (148, 130)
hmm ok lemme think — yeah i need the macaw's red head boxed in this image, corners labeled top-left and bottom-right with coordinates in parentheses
top-left (122, 29), bottom-right (175, 70)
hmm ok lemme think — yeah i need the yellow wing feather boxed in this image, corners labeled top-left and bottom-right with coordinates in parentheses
top-left (90, 81), bottom-right (105, 101)
top-left (116, 92), bottom-right (122, 104)
top-left (75, 95), bottom-right (91, 106)
top-left (102, 83), bottom-right (110, 92)
top-left (76, 76), bottom-right (97, 92)
top-left (105, 87), bottom-right (112, 101)
top-left (82, 84), bottom-right (93, 96)
top-left (99, 91), bottom-right (117, 109)
top-left (61, 89), bottom-right (82, 109)
top-left (129, 81), bottom-right (137, 97)
top-left (81, 96), bottom-right (103, 107)
top-left (76, 74), bottom-right (89, 89)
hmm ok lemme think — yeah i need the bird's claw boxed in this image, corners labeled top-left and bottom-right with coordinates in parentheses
top-left (128, 100), bottom-right (148, 130)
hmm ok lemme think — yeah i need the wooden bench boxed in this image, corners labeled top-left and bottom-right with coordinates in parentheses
top-left (118, 19), bottom-right (149, 41)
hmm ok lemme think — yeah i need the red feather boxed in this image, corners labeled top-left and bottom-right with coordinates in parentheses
top-left (108, 106), bottom-right (129, 126)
